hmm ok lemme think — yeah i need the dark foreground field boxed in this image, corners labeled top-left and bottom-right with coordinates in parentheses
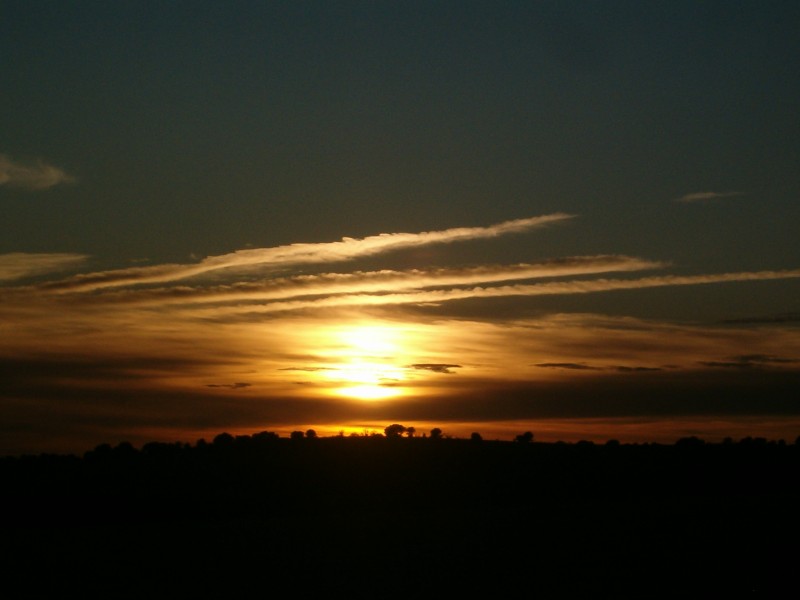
top-left (2, 433), bottom-right (799, 597)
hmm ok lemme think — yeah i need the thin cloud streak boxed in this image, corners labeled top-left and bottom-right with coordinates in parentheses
top-left (32, 213), bottom-right (575, 293)
top-left (674, 191), bottom-right (745, 203)
top-left (186, 268), bottom-right (800, 316)
top-left (50, 255), bottom-right (664, 307)
top-left (0, 253), bottom-right (89, 282)
top-left (0, 154), bottom-right (75, 190)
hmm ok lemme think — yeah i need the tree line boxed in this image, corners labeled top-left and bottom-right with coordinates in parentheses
top-left (2, 423), bottom-right (799, 596)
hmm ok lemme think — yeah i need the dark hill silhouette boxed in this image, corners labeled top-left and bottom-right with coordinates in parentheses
top-left (2, 430), bottom-right (799, 597)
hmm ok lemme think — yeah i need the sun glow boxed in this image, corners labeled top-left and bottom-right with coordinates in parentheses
top-left (276, 319), bottom-right (458, 401)
top-left (323, 324), bottom-right (410, 400)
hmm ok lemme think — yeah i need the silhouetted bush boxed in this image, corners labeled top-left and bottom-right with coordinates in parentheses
top-left (515, 431), bottom-right (534, 444)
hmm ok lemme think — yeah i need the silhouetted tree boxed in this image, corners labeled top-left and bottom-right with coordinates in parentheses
top-left (141, 441), bottom-right (179, 460)
top-left (93, 443), bottom-right (112, 455)
top-left (675, 436), bottom-right (705, 448)
top-left (115, 441), bottom-right (136, 452)
top-left (213, 433), bottom-right (235, 446)
top-left (515, 431), bottom-right (534, 444)
top-left (384, 424), bottom-right (406, 438)
top-left (470, 432), bottom-right (483, 443)
top-left (252, 431), bottom-right (279, 443)
top-left (306, 429), bottom-right (318, 439)
top-left (290, 431), bottom-right (305, 441)
top-left (406, 426), bottom-right (416, 438)
top-left (430, 428), bottom-right (443, 440)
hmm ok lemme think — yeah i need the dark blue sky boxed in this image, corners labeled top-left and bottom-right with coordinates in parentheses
top-left (3, 2), bottom-right (798, 269)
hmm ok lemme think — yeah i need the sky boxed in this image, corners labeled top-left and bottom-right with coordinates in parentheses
top-left (2, 1), bottom-right (800, 455)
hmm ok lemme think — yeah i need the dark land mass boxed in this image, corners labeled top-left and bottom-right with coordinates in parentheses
top-left (2, 431), bottom-right (799, 597)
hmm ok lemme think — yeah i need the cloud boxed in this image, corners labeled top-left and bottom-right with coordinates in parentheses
top-left (534, 362), bottom-right (599, 370)
top-left (720, 313), bottom-right (800, 325)
top-left (674, 191), bottom-right (745, 203)
top-left (700, 354), bottom-right (797, 369)
top-left (533, 362), bottom-right (663, 373)
top-left (735, 354), bottom-right (796, 364)
top-left (407, 363), bottom-right (462, 374)
top-left (0, 154), bottom-right (75, 190)
top-left (30, 213), bottom-right (576, 293)
top-left (39, 254), bottom-right (664, 307)
top-left (206, 382), bottom-right (252, 389)
top-left (699, 360), bottom-right (755, 369)
top-left (0, 253), bottom-right (89, 282)
top-left (183, 268), bottom-right (800, 316)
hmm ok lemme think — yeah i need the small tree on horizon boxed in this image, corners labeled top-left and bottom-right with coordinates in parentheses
top-left (384, 424), bottom-right (407, 438)
top-left (515, 431), bottom-right (534, 444)
top-left (213, 432), bottom-right (234, 446)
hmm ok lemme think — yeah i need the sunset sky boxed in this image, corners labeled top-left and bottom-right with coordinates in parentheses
top-left (2, 2), bottom-right (799, 455)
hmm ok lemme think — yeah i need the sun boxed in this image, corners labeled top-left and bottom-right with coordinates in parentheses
top-left (278, 321), bottom-right (425, 401)
top-left (332, 359), bottom-right (407, 400)
top-left (323, 324), bottom-right (410, 401)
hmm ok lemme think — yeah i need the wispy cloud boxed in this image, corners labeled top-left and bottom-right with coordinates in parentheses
top-left (674, 191), bottom-right (745, 203)
top-left (534, 362), bottom-right (598, 370)
top-left (0, 253), bottom-right (89, 282)
top-left (0, 154), bottom-right (75, 191)
top-left (700, 354), bottom-right (797, 369)
top-left (720, 312), bottom-right (800, 325)
top-left (407, 363), bottom-right (462, 374)
top-left (534, 362), bottom-right (663, 373)
top-left (184, 268), bottom-right (800, 316)
top-left (40, 254), bottom-right (664, 307)
top-left (206, 382), bottom-right (252, 389)
top-left (31, 213), bottom-right (576, 293)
